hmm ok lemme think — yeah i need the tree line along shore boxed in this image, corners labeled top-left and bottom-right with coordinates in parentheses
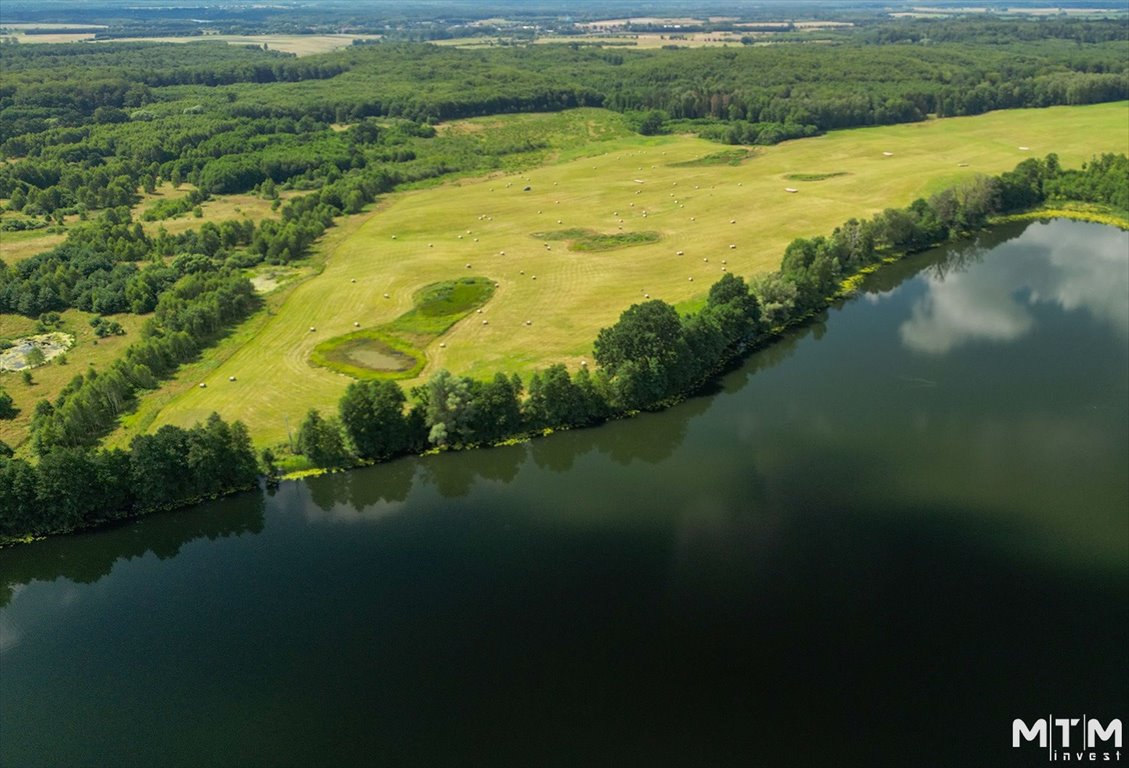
top-left (2, 151), bottom-right (1125, 543)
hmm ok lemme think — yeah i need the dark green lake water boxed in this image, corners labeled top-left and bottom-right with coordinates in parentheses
top-left (2, 220), bottom-right (1127, 767)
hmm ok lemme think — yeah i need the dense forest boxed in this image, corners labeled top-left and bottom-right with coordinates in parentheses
top-left (1, 16), bottom-right (1127, 540)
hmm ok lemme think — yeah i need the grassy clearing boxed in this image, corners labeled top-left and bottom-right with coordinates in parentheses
top-left (671, 149), bottom-right (755, 167)
top-left (0, 310), bottom-right (145, 453)
top-left (0, 226), bottom-right (66, 265)
top-left (784, 171), bottom-right (849, 181)
top-left (126, 102), bottom-right (1129, 445)
top-left (134, 185), bottom-right (290, 237)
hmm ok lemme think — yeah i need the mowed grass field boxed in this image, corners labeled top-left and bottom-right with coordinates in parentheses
top-left (127, 102), bottom-right (1129, 446)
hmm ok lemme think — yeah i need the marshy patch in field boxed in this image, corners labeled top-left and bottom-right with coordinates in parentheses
top-left (530, 229), bottom-right (661, 252)
top-left (669, 149), bottom-right (755, 167)
top-left (313, 331), bottom-right (418, 375)
top-left (311, 276), bottom-right (494, 378)
top-left (784, 171), bottom-right (850, 181)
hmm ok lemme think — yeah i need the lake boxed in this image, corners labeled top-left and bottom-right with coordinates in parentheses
top-left (2, 219), bottom-right (1126, 767)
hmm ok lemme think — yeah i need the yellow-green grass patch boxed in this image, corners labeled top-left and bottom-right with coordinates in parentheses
top-left (0, 226), bottom-right (66, 265)
top-left (136, 188), bottom-right (290, 237)
top-left (130, 102), bottom-right (1129, 445)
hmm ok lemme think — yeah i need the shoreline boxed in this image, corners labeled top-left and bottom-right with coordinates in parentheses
top-left (4, 198), bottom-right (1125, 546)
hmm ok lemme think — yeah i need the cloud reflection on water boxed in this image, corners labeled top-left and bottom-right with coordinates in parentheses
top-left (899, 221), bottom-right (1128, 354)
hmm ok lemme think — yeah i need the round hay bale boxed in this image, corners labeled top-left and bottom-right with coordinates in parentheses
top-left (440, 342), bottom-right (446, 348)
top-left (482, 319), bottom-right (488, 325)
top-left (199, 382), bottom-right (207, 388)
top-left (525, 320), bottom-right (532, 326)
top-left (309, 326), bottom-right (316, 332)
top-left (383, 293), bottom-right (390, 298)
top-left (531, 275), bottom-right (537, 280)
top-left (391, 235), bottom-right (397, 239)
top-left (466, 263), bottom-right (472, 269)
top-left (676, 250), bottom-right (684, 256)
top-left (229, 376), bottom-right (236, 382)
top-left (729, 244), bottom-right (737, 249)
top-left (354, 322), bottom-right (360, 327)
top-left (350, 278), bottom-right (356, 283)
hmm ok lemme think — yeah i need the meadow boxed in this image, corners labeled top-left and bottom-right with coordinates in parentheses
top-left (0, 309), bottom-right (144, 448)
top-left (115, 102), bottom-right (1128, 446)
